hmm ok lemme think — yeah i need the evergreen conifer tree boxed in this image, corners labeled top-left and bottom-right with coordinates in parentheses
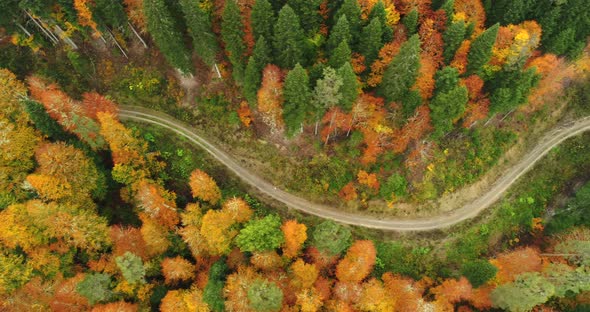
top-left (251, 0), bottom-right (275, 44)
top-left (179, 0), bottom-right (219, 66)
top-left (466, 23), bottom-right (499, 75)
top-left (334, 0), bottom-right (362, 45)
top-left (243, 36), bottom-right (272, 105)
top-left (402, 8), bottom-right (418, 35)
top-left (287, 0), bottom-right (322, 35)
top-left (273, 5), bottom-right (307, 69)
top-left (283, 64), bottom-right (312, 137)
top-left (443, 21), bottom-right (466, 64)
top-left (359, 17), bottom-right (383, 67)
top-left (368, 0), bottom-right (393, 42)
top-left (144, 0), bottom-right (193, 74)
top-left (337, 62), bottom-right (359, 110)
top-left (379, 34), bottom-right (421, 104)
top-left (326, 15), bottom-right (352, 54)
top-left (328, 41), bottom-right (352, 69)
top-left (222, 0), bottom-right (247, 84)
top-left (429, 67), bottom-right (468, 139)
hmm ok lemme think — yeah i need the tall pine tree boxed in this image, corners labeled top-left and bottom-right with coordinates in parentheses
top-left (251, 0), bottom-right (275, 44)
top-left (334, 0), bottom-right (362, 45)
top-left (273, 5), bottom-right (306, 69)
top-left (443, 21), bottom-right (466, 64)
top-left (144, 0), bottom-right (193, 74)
top-left (179, 0), bottom-right (219, 66)
top-left (466, 23), bottom-right (499, 75)
top-left (222, 0), bottom-right (247, 84)
top-left (359, 17), bottom-right (383, 67)
top-left (379, 35), bottom-right (421, 104)
top-left (429, 67), bottom-right (468, 139)
top-left (283, 64), bottom-right (312, 137)
top-left (337, 62), bottom-right (359, 110)
top-left (402, 8), bottom-right (419, 36)
top-left (328, 41), bottom-right (352, 69)
top-left (368, 0), bottom-right (393, 42)
top-left (326, 15), bottom-right (352, 54)
top-left (287, 0), bottom-right (322, 35)
top-left (244, 36), bottom-right (272, 105)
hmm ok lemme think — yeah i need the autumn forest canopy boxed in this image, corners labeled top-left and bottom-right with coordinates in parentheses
top-left (1, 0), bottom-right (590, 311)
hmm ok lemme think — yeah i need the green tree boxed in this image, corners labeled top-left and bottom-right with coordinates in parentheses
top-left (543, 263), bottom-right (590, 298)
top-left (222, 0), bottom-right (246, 84)
top-left (251, 0), bottom-right (275, 44)
top-left (203, 258), bottom-right (228, 312)
top-left (443, 21), bottom-right (466, 64)
top-left (326, 14), bottom-right (352, 55)
top-left (236, 215), bottom-right (285, 252)
top-left (337, 62), bottom-right (359, 110)
top-left (461, 260), bottom-right (498, 288)
top-left (247, 279), bottom-right (283, 312)
top-left (273, 5), bottom-right (306, 69)
top-left (368, 0), bottom-right (393, 42)
top-left (429, 67), bottom-right (468, 139)
top-left (244, 36), bottom-right (272, 105)
top-left (115, 252), bottom-right (146, 284)
top-left (312, 67), bottom-right (343, 129)
top-left (334, 0), bottom-right (361, 44)
top-left (440, 0), bottom-right (455, 23)
top-left (379, 173), bottom-right (408, 200)
top-left (402, 8), bottom-right (418, 35)
top-left (23, 99), bottom-right (72, 141)
top-left (0, 251), bottom-right (33, 295)
top-left (329, 41), bottom-right (352, 69)
top-left (546, 181), bottom-right (590, 233)
top-left (144, 0), bottom-right (193, 74)
top-left (93, 0), bottom-right (128, 28)
top-left (283, 64), bottom-right (312, 137)
top-left (491, 272), bottom-right (555, 312)
top-left (179, 0), bottom-right (219, 66)
top-left (76, 273), bottom-right (113, 305)
top-left (488, 67), bottom-right (539, 114)
top-left (287, 0), bottom-right (322, 35)
top-left (466, 23), bottom-right (499, 75)
top-left (311, 220), bottom-right (352, 256)
top-left (359, 17), bottom-right (383, 67)
top-left (379, 34), bottom-right (421, 104)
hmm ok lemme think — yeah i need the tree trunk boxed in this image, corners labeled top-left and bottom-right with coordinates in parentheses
top-left (128, 22), bottom-right (148, 48)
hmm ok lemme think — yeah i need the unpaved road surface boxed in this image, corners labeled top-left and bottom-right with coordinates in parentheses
top-left (119, 106), bottom-right (590, 231)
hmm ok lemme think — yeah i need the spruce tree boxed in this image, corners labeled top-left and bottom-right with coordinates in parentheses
top-left (402, 8), bottom-right (418, 36)
top-left (328, 41), bottom-right (352, 69)
top-left (443, 21), bottom-right (466, 64)
top-left (337, 62), bottom-right (359, 110)
top-left (243, 36), bottom-right (272, 106)
top-left (144, 0), bottom-right (193, 74)
top-left (283, 64), bottom-right (312, 137)
top-left (251, 0), bottom-right (275, 44)
top-left (326, 15), bottom-right (352, 54)
top-left (221, 0), bottom-right (246, 84)
top-left (359, 17), bottom-right (383, 67)
top-left (368, 0), bottom-right (393, 42)
top-left (429, 67), bottom-right (468, 139)
top-left (379, 34), bottom-right (421, 104)
top-left (334, 0), bottom-right (362, 45)
top-left (287, 0), bottom-right (322, 35)
top-left (440, 0), bottom-right (455, 24)
top-left (489, 68), bottom-right (539, 114)
top-left (466, 23), bottom-right (499, 75)
top-left (179, 0), bottom-right (219, 66)
top-left (94, 0), bottom-right (127, 28)
top-left (313, 67), bottom-right (343, 128)
top-left (273, 5), bottom-right (306, 69)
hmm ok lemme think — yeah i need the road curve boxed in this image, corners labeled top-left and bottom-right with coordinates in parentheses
top-left (119, 105), bottom-right (590, 231)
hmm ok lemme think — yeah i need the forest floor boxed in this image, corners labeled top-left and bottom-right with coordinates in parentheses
top-left (119, 106), bottom-right (590, 231)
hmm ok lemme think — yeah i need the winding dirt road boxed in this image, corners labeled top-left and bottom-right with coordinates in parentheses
top-left (119, 106), bottom-right (590, 231)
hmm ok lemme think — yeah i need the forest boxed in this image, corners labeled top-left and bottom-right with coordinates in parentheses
top-left (1, 0), bottom-right (590, 311)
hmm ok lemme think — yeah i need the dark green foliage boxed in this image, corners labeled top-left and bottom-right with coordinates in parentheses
top-left (222, 0), bottom-right (246, 83)
top-left (0, 0), bottom-right (20, 31)
top-left (326, 15), bottom-right (352, 54)
top-left (440, 0), bottom-right (455, 23)
top-left (144, 0), bottom-right (193, 74)
top-left (334, 0), bottom-right (362, 45)
top-left (443, 21), bottom-right (466, 64)
top-left (179, 0), bottom-right (219, 66)
top-left (379, 34), bottom-right (421, 104)
top-left (546, 181), bottom-right (590, 234)
top-left (247, 279), bottom-right (284, 312)
top-left (93, 0), bottom-right (128, 28)
top-left (273, 5), bottom-right (307, 69)
top-left (283, 64), bottom-right (312, 137)
top-left (379, 173), bottom-right (407, 200)
top-left (76, 273), bottom-right (113, 305)
top-left (466, 23), bottom-right (499, 75)
top-left (368, 1), bottom-right (393, 42)
top-left (243, 36), bottom-right (272, 105)
top-left (337, 62), bottom-right (359, 110)
top-left (328, 41), bottom-right (352, 69)
top-left (402, 9), bottom-right (419, 36)
top-left (375, 242), bottom-right (435, 279)
top-left (287, 0), bottom-right (322, 35)
top-left (0, 45), bottom-right (34, 79)
top-left (429, 67), bottom-right (468, 139)
top-left (488, 67), bottom-right (539, 114)
top-left (311, 221), bottom-right (352, 256)
top-left (203, 259), bottom-right (228, 312)
top-left (461, 260), bottom-right (498, 288)
top-left (236, 215), bottom-right (285, 252)
top-left (251, 0), bottom-right (275, 44)
top-left (401, 90), bottom-right (422, 118)
top-left (359, 17), bottom-right (383, 67)
top-left (23, 99), bottom-right (72, 141)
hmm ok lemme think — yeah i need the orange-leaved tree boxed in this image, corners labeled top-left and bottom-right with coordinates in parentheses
top-left (335, 240), bottom-right (376, 283)
top-left (189, 169), bottom-right (222, 205)
top-left (281, 220), bottom-right (307, 259)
